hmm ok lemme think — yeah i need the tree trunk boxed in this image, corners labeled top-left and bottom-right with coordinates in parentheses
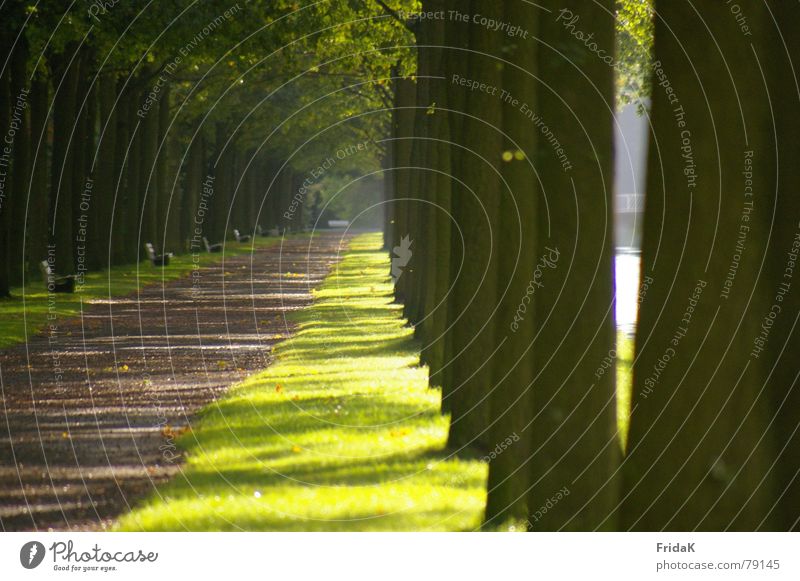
top-left (139, 77), bottom-right (160, 248)
top-left (48, 45), bottom-right (81, 275)
top-left (182, 132), bottom-right (204, 252)
top-left (27, 71), bottom-right (49, 277)
top-left (9, 33), bottom-right (30, 287)
top-left (418, 0), bottom-right (450, 378)
top-left (111, 78), bottom-right (132, 265)
top-left (391, 77), bottom-right (416, 303)
top-left (623, 1), bottom-right (798, 531)
top-left (0, 33), bottom-right (11, 296)
top-left (438, 0), bottom-right (470, 413)
top-left (71, 48), bottom-right (92, 279)
top-left (527, 0), bottom-right (618, 530)
top-left (763, 1), bottom-right (800, 531)
top-left (94, 72), bottom-right (116, 268)
top-left (484, 0), bottom-right (539, 526)
top-left (445, 0), bottom-right (504, 451)
top-left (405, 20), bottom-right (433, 327)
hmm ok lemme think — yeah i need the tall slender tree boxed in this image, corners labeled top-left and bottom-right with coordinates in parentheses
top-left (527, 0), bottom-right (618, 530)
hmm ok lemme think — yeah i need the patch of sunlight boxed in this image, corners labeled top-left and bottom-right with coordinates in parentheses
top-left (115, 233), bottom-right (488, 531)
top-left (617, 331), bottom-right (634, 451)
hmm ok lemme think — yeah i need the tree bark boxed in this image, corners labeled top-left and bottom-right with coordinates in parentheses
top-left (527, 0), bottom-right (618, 530)
top-left (48, 45), bottom-right (81, 275)
top-left (484, 0), bottom-right (539, 526)
top-left (111, 77), bottom-right (132, 265)
top-left (0, 32), bottom-right (11, 296)
top-left (391, 76), bottom-right (416, 303)
top-left (621, 2), bottom-right (776, 530)
top-left (95, 72), bottom-right (117, 267)
top-left (27, 71), bottom-right (49, 277)
top-left (445, 0), bottom-right (504, 451)
top-left (9, 33), bottom-right (30, 287)
top-left (418, 0), bottom-right (450, 379)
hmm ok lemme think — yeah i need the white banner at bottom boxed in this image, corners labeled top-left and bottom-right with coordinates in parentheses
top-left (0, 532), bottom-right (796, 580)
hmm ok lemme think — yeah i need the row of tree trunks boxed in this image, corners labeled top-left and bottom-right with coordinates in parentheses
top-left (389, 0), bottom-right (619, 529)
top-left (0, 41), bottom-right (294, 294)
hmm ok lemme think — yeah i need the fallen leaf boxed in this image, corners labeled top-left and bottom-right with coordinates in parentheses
top-left (275, 384), bottom-right (283, 393)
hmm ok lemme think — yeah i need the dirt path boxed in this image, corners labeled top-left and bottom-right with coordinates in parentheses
top-left (0, 232), bottom-right (348, 531)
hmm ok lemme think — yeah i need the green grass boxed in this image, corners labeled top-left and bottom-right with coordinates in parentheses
top-left (616, 332), bottom-right (634, 450)
top-left (0, 236), bottom-right (294, 349)
top-left (116, 233), bottom-right (488, 531)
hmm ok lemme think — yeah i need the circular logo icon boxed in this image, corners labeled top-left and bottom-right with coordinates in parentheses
top-left (20, 541), bottom-right (46, 569)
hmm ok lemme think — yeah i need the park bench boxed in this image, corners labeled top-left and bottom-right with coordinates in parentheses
top-left (144, 242), bottom-right (173, 266)
top-left (39, 260), bottom-right (76, 293)
top-left (233, 229), bottom-right (251, 243)
top-left (203, 237), bottom-right (223, 253)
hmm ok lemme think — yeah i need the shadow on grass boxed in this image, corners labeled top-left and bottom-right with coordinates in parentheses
top-left (116, 233), bottom-right (487, 532)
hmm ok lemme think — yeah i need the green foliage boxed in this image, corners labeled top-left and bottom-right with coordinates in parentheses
top-left (116, 233), bottom-right (487, 531)
top-left (616, 0), bottom-right (654, 108)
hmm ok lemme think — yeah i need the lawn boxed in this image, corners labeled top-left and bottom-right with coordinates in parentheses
top-left (617, 332), bottom-right (634, 450)
top-left (115, 233), bottom-right (488, 531)
top-left (0, 236), bottom-right (292, 349)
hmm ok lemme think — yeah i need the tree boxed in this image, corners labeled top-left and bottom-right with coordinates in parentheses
top-left (621, 1), bottom-right (793, 530)
top-left (444, 0), bottom-right (504, 451)
top-left (484, 0), bottom-right (539, 526)
top-left (527, 0), bottom-right (619, 531)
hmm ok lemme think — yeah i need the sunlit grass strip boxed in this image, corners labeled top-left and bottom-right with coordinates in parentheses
top-left (0, 236), bottom-right (295, 348)
top-left (616, 332), bottom-right (634, 450)
top-left (116, 233), bottom-right (487, 531)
